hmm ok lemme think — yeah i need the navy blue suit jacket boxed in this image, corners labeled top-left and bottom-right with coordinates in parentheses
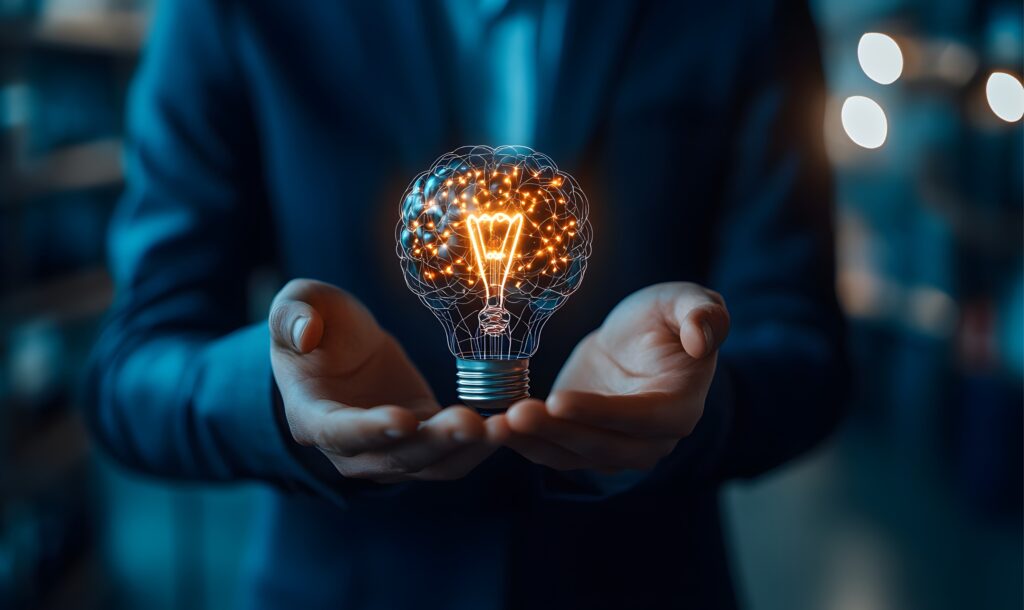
top-left (85, 1), bottom-right (847, 608)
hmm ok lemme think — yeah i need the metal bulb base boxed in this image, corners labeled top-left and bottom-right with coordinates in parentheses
top-left (456, 358), bottom-right (530, 414)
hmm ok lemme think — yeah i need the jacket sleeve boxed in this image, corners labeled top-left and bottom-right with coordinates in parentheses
top-left (703, 0), bottom-right (849, 480)
top-left (82, 0), bottom-right (326, 494)
top-left (546, 0), bottom-right (849, 499)
top-left (672, 0), bottom-right (849, 483)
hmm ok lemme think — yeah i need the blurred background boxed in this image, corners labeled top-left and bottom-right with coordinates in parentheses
top-left (0, 0), bottom-right (1020, 608)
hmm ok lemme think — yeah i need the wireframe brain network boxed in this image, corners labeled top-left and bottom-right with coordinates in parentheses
top-left (396, 145), bottom-right (593, 360)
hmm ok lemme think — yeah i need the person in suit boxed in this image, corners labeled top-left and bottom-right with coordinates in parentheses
top-left (85, 0), bottom-right (848, 608)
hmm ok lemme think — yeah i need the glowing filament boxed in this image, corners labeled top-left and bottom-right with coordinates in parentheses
top-left (465, 212), bottom-right (524, 310)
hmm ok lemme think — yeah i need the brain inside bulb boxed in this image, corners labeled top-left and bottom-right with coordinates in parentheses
top-left (396, 145), bottom-right (593, 362)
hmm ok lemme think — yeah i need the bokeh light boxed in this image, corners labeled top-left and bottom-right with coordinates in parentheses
top-left (858, 33), bottom-right (904, 85)
top-left (985, 71), bottom-right (1024, 122)
top-left (841, 95), bottom-right (888, 149)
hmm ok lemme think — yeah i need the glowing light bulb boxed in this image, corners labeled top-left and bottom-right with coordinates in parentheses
top-left (396, 145), bottom-right (593, 412)
top-left (465, 212), bottom-right (524, 334)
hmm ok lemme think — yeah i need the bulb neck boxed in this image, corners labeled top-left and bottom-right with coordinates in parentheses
top-left (456, 358), bottom-right (530, 414)
top-left (478, 305), bottom-right (511, 335)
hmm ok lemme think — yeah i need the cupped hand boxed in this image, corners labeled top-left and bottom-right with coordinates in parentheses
top-left (489, 282), bottom-right (729, 471)
top-left (269, 279), bottom-right (495, 483)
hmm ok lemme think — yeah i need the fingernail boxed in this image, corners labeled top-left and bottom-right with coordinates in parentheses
top-left (291, 316), bottom-right (309, 350)
top-left (701, 321), bottom-right (715, 351)
top-left (385, 428), bottom-right (406, 439)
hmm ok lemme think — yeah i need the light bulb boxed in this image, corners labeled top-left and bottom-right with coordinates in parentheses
top-left (396, 145), bottom-right (593, 413)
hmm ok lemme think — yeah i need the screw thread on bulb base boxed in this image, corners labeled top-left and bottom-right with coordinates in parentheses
top-left (456, 358), bottom-right (529, 415)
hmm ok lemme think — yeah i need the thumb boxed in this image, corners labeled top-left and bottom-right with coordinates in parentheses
top-left (269, 279), bottom-right (385, 365)
top-left (269, 279), bottom-right (332, 353)
top-left (670, 287), bottom-right (730, 359)
top-left (270, 298), bottom-right (324, 354)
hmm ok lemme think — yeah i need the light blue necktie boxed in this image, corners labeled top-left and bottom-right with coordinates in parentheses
top-left (443, 0), bottom-right (568, 146)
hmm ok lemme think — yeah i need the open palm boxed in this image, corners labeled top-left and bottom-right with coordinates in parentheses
top-left (489, 282), bottom-right (729, 471)
top-left (270, 279), bottom-right (495, 482)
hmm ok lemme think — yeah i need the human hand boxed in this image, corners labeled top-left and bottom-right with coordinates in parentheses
top-left (269, 279), bottom-right (494, 483)
top-left (489, 282), bottom-right (729, 471)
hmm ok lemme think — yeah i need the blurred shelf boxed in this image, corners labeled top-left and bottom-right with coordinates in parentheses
top-left (0, 10), bottom-right (134, 610)
top-left (0, 12), bottom-right (145, 57)
top-left (0, 266), bottom-right (113, 324)
top-left (3, 138), bottom-right (124, 204)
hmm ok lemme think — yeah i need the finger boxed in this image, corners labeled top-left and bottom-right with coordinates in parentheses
top-left (506, 400), bottom-right (673, 469)
top-left (269, 297), bottom-right (324, 353)
top-left (672, 292), bottom-right (730, 359)
top-left (380, 406), bottom-right (486, 474)
top-left (269, 279), bottom-right (383, 366)
top-left (546, 390), bottom-right (698, 438)
top-left (312, 404), bottom-right (421, 456)
top-left (679, 304), bottom-right (729, 359)
top-left (484, 413), bottom-right (513, 445)
top-left (489, 414), bottom-right (590, 470)
top-left (703, 288), bottom-right (726, 308)
top-left (408, 398), bottom-right (443, 422)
